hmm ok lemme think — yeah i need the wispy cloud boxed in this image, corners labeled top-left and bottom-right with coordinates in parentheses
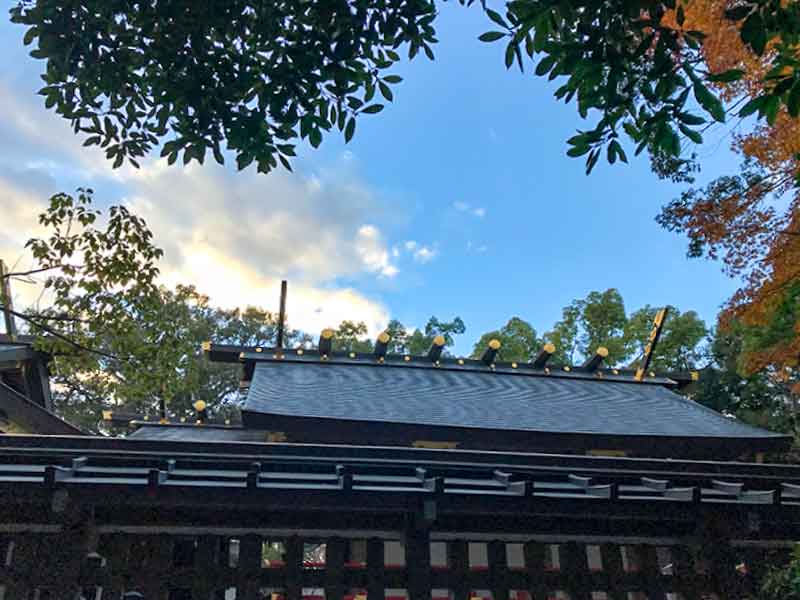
top-left (403, 240), bottom-right (439, 264)
top-left (452, 201), bottom-right (486, 219)
top-left (467, 241), bottom-right (488, 254)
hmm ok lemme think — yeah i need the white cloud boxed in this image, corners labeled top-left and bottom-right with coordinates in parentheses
top-left (0, 80), bottom-right (402, 337)
top-left (356, 225), bottom-right (399, 278)
top-left (467, 241), bottom-right (488, 254)
top-left (402, 240), bottom-right (438, 264)
top-left (412, 246), bottom-right (438, 263)
top-left (452, 200), bottom-right (486, 218)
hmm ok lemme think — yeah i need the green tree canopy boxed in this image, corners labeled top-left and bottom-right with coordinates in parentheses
top-left (331, 320), bottom-right (374, 353)
top-left (12, 0), bottom-right (797, 176)
top-left (470, 317), bottom-right (541, 362)
top-left (543, 289), bottom-right (629, 365)
top-left (10, 0), bottom-right (436, 174)
top-left (624, 306), bottom-right (708, 372)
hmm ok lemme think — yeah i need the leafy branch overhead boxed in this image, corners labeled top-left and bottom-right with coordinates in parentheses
top-left (10, 0), bottom-right (436, 173)
top-left (477, 0), bottom-right (800, 173)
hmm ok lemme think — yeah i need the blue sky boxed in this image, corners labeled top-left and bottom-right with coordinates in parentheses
top-left (0, 6), bottom-right (740, 356)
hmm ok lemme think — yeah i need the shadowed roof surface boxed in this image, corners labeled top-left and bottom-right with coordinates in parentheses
top-left (241, 360), bottom-right (783, 439)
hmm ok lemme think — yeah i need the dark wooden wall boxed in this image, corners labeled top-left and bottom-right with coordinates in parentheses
top-left (0, 528), bottom-right (790, 600)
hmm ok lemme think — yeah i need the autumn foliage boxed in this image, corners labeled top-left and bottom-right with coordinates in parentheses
top-left (659, 0), bottom-right (800, 391)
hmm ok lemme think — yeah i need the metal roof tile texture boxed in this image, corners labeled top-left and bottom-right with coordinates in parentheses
top-left (242, 361), bottom-right (781, 439)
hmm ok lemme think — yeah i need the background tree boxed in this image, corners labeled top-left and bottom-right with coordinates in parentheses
top-left (470, 317), bottom-right (541, 362)
top-left (9, 0), bottom-right (437, 174)
top-left (1, 191), bottom-right (307, 430)
top-left (624, 306), bottom-right (708, 372)
top-left (405, 316), bottom-right (466, 355)
top-left (331, 320), bottom-right (373, 353)
top-left (543, 289), bottom-right (629, 365)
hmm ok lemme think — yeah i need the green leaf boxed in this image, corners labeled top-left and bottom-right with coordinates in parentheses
top-left (505, 43), bottom-right (515, 69)
top-left (585, 148), bottom-right (600, 174)
top-left (379, 81), bottom-right (393, 101)
top-left (23, 27), bottom-right (38, 46)
top-left (567, 145), bottom-right (591, 157)
top-left (278, 154), bottom-right (293, 172)
top-left (383, 75), bottom-right (403, 84)
top-left (738, 96), bottom-right (765, 118)
top-left (361, 104), bottom-right (384, 114)
top-left (788, 82), bottom-right (800, 118)
top-left (485, 9), bottom-right (508, 28)
top-left (535, 55), bottom-right (557, 76)
top-left (741, 13), bottom-right (767, 55)
top-left (725, 5), bottom-right (752, 20)
top-left (309, 128), bottom-right (322, 148)
top-left (707, 69), bottom-right (745, 83)
top-left (677, 112), bottom-right (706, 126)
top-left (693, 82), bottom-right (726, 122)
top-left (679, 123), bottom-right (703, 144)
top-left (478, 31), bottom-right (506, 42)
top-left (344, 118), bottom-right (356, 143)
top-left (764, 95), bottom-right (780, 125)
top-left (212, 144), bottom-right (224, 165)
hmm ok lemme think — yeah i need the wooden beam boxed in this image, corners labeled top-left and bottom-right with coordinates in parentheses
top-left (635, 307), bottom-right (669, 382)
top-left (532, 343), bottom-right (556, 368)
top-left (0, 260), bottom-right (17, 340)
top-left (276, 280), bottom-right (288, 349)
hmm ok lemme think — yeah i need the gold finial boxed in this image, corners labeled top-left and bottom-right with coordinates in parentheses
top-left (255, 347), bottom-right (263, 353)
top-left (489, 338), bottom-right (501, 350)
top-left (349, 352), bottom-right (356, 359)
top-left (511, 362), bottom-right (518, 369)
top-left (404, 355), bottom-right (411, 362)
top-left (457, 358), bottom-right (465, 365)
top-left (378, 331), bottom-right (390, 344)
top-left (321, 328), bottom-right (334, 339)
top-left (433, 335), bottom-right (446, 346)
top-left (297, 348), bottom-right (304, 355)
top-left (543, 343), bottom-right (555, 354)
top-left (193, 400), bottom-right (207, 412)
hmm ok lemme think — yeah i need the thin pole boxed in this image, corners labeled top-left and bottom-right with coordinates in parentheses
top-left (276, 280), bottom-right (288, 349)
top-left (0, 260), bottom-right (18, 340)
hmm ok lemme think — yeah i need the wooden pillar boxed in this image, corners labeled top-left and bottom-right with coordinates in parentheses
top-left (325, 537), bottom-right (346, 600)
top-left (599, 544), bottom-right (625, 600)
top-left (366, 538), bottom-right (385, 600)
top-left (192, 535), bottom-right (218, 600)
top-left (406, 525), bottom-right (432, 600)
top-left (639, 545), bottom-right (666, 600)
top-left (449, 540), bottom-right (469, 600)
top-left (523, 542), bottom-right (548, 600)
top-left (671, 545), bottom-right (700, 600)
top-left (285, 536), bottom-right (303, 600)
top-left (143, 534), bottom-right (173, 600)
top-left (487, 541), bottom-right (509, 600)
top-left (562, 542), bottom-right (591, 600)
top-left (237, 535), bottom-right (262, 600)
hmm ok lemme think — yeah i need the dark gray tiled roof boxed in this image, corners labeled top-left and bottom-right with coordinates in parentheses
top-left (130, 425), bottom-right (267, 442)
top-left (243, 361), bottom-right (783, 439)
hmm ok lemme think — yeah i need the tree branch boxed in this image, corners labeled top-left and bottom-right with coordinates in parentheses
top-left (1, 265), bottom-right (73, 279)
top-left (0, 303), bottom-right (123, 362)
